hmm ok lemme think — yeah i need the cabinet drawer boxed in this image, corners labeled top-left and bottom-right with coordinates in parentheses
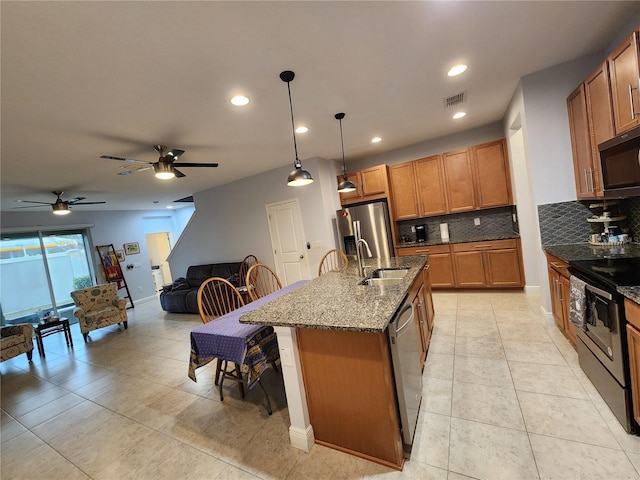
top-left (397, 245), bottom-right (451, 256)
top-left (545, 253), bottom-right (570, 278)
top-left (452, 239), bottom-right (517, 252)
top-left (626, 299), bottom-right (640, 331)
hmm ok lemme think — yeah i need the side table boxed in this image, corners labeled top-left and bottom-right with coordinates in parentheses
top-left (34, 317), bottom-right (73, 357)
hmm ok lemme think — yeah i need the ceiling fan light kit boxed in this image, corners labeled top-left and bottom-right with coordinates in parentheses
top-left (280, 70), bottom-right (313, 187)
top-left (52, 202), bottom-right (71, 215)
top-left (335, 112), bottom-right (357, 193)
top-left (154, 162), bottom-right (175, 180)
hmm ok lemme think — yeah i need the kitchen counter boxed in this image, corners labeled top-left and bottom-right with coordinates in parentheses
top-left (544, 243), bottom-right (640, 303)
top-left (396, 232), bottom-right (520, 248)
top-left (240, 255), bottom-right (426, 333)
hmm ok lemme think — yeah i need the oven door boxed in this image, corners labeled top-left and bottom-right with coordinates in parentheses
top-left (577, 282), bottom-right (626, 386)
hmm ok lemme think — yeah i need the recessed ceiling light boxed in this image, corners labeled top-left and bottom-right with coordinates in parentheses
top-left (371, 137), bottom-right (382, 143)
top-left (448, 64), bottom-right (468, 77)
top-left (295, 126), bottom-right (308, 134)
top-left (453, 112), bottom-right (466, 119)
top-left (230, 95), bottom-right (249, 106)
top-left (166, 205), bottom-right (174, 209)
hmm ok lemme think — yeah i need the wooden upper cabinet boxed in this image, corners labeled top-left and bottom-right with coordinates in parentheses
top-left (388, 162), bottom-right (419, 220)
top-left (471, 139), bottom-right (512, 208)
top-left (584, 62), bottom-right (614, 197)
top-left (338, 165), bottom-right (388, 206)
top-left (443, 149), bottom-right (475, 212)
top-left (415, 155), bottom-right (448, 216)
top-left (568, 84), bottom-right (598, 199)
top-left (609, 30), bottom-right (640, 134)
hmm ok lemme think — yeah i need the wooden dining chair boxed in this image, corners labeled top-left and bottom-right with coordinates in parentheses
top-left (318, 249), bottom-right (349, 276)
top-left (246, 263), bottom-right (283, 302)
top-left (239, 254), bottom-right (258, 286)
top-left (196, 277), bottom-right (246, 395)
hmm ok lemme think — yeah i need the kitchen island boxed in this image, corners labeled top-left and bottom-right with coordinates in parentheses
top-left (240, 255), bottom-right (429, 470)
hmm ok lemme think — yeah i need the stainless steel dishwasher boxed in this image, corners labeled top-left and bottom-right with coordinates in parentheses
top-left (388, 294), bottom-right (423, 455)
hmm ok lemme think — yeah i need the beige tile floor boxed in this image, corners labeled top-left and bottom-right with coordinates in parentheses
top-left (3, 291), bottom-right (640, 479)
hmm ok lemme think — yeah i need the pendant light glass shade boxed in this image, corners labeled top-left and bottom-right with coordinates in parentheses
top-left (52, 203), bottom-right (71, 215)
top-left (280, 70), bottom-right (313, 187)
top-left (154, 162), bottom-right (176, 180)
top-left (335, 112), bottom-right (357, 193)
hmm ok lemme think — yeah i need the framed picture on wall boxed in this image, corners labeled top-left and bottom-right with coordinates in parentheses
top-left (123, 242), bottom-right (140, 255)
top-left (115, 249), bottom-right (125, 262)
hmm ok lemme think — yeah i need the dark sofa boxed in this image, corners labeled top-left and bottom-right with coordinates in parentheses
top-left (160, 262), bottom-right (242, 314)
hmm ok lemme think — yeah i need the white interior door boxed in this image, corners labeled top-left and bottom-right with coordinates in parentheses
top-left (266, 199), bottom-right (310, 285)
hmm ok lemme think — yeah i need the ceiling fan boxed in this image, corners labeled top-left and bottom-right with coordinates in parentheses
top-left (100, 144), bottom-right (218, 179)
top-left (13, 191), bottom-right (106, 215)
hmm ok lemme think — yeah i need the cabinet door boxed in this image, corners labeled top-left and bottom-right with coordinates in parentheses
top-left (443, 149), bottom-right (475, 212)
top-left (559, 275), bottom-right (576, 346)
top-left (338, 172), bottom-right (361, 203)
top-left (628, 324), bottom-right (640, 425)
top-left (609, 31), bottom-right (640, 134)
top-left (585, 62), bottom-right (614, 197)
top-left (453, 251), bottom-right (485, 287)
top-left (428, 253), bottom-right (456, 288)
top-left (360, 166), bottom-right (387, 196)
top-left (547, 267), bottom-right (563, 330)
top-left (472, 140), bottom-right (512, 208)
top-left (485, 248), bottom-right (522, 287)
top-left (415, 155), bottom-right (448, 216)
top-left (568, 84), bottom-right (597, 199)
top-left (389, 162), bottom-right (419, 220)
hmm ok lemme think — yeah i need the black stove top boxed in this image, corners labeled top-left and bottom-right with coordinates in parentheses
top-left (569, 257), bottom-right (640, 290)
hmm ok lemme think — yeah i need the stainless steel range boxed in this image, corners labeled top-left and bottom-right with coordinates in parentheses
top-left (569, 256), bottom-right (640, 433)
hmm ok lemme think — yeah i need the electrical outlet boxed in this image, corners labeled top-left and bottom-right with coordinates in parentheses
top-left (280, 347), bottom-right (293, 367)
top-left (138, 286), bottom-right (142, 292)
top-left (411, 226), bottom-right (416, 232)
top-left (474, 217), bottom-right (481, 226)
top-left (513, 213), bottom-right (517, 223)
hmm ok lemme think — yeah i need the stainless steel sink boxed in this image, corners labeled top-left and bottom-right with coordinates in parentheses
top-left (369, 267), bottom-right (409, 279)
top-left (359, 277), bottom-right (404, 286)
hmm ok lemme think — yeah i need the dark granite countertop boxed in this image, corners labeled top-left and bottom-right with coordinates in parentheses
top-left (543, 243), bottom-right (640, 304)
top-left (240, 256), bottom-right (427, 333)
top-left (397, 232), bottom-right (520, 248)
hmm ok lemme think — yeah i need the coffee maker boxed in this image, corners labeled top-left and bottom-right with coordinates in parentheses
top-left (415, 224), bottom-right (427, 242)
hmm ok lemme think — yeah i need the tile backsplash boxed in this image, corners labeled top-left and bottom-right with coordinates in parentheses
top-left (538, 197), bottom-right (640, 246)
top-left (398, 206), bottom-right (517, 243)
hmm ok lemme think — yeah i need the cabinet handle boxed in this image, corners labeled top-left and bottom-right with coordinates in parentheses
top-left (587, 168), bottom-right (593, 193)
top-left (474, 244), bottom-right (492, 249)
top-left (415, 249), bottom-right (430, 254)
top-left (629, 83), bottom-right (639, 119)
top-left (584, 169), bottom-right (589, 192)
top-left (550, 262), bottom-right (564, 269)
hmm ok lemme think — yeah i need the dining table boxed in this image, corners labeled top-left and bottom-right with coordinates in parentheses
top-left (188, 280), bottom-right (309, 411)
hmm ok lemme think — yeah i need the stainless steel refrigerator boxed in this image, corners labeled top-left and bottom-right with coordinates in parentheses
top-left (336, 200), bottom-right (394, 260)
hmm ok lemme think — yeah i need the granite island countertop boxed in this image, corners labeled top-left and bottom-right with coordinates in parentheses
top-left (240, 255), bottom-right (427, 333)
top-left (396, 232), bottom-right (520, 248)
top-left (543, 243), bottom-right (640, 304)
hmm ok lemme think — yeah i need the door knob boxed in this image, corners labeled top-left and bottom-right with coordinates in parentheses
top-left (299, 254), bottom-right (304, 259)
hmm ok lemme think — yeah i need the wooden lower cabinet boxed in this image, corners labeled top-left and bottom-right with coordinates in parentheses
top-left (625, 299), bottom-right (640, 426)
top-left (546, 253), bottom-right (576, 347)
top-left (452, 239), bottom-right (524, 288)
top-left (296, 328), bottom-right (404, 469)
top-left (396, 245), bottom-right (456, 287)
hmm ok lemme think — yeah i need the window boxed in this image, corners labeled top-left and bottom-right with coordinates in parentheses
top-left (0, 229), bottom-right (94, 326)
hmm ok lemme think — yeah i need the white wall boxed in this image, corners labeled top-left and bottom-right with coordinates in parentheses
top-left (1, 209), bottom-right (190, 301)
top-left (167, 157), bottom-right (342, 279)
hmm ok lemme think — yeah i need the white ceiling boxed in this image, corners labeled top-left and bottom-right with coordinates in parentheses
top-left (1, 1), bottom-right (637, 213)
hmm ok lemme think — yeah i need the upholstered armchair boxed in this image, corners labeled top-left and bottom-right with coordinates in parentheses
top-left (71, 284), bottom-right (128, 341)
top-left (1, 323), bottom-right (34, 362)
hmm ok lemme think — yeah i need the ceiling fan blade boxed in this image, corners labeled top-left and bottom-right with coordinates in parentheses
top-left (173, 163), bottom-right (219, 168)
top-left (100, 155), bottom-right (147, 164)
top-left (174, 168), bottom-right (186, 178)
top-left (117, 165), bottom-right (153, 175)
top-left (71, 201), bottom-right (107, 205)
top-left (15, 200), bottom-right (53, 205)
top-left (66, 197), bottom-right (86, 204)
top-left (12, 205), bottom-right (48, 210)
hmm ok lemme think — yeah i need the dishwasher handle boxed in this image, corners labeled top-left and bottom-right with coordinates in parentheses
top-left (394, 303), bottom-right (415, 335)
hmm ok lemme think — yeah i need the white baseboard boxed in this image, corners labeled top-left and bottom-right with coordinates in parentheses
top-left (540, 305), bottom-right (555, 325)
top-left (524, 285), bottom-right (541, 296)
top-left (289, 425), bottom-right (314, 452)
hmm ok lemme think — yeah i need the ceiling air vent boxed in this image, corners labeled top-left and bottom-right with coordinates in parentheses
top-left (443, 91), bottom-right (467, 108)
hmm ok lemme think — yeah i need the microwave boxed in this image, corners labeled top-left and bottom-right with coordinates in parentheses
top-left (599, 124), bottom-right (640, 199)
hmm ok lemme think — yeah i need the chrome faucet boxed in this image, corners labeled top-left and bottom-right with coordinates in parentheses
top-left (353, 221), bottom-right (373, 278)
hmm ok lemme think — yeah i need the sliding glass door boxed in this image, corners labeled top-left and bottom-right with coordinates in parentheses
top-left (0, 229), bottom-right (94, 325)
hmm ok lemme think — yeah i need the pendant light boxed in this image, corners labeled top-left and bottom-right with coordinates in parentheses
top-left (280, 70), bottom-right (313, 187)
top-left (335, 112), bottom-right (357, 193)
